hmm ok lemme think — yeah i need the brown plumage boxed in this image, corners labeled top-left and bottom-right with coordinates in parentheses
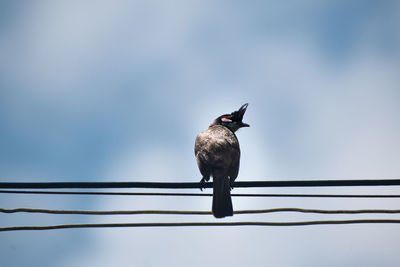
top-left (194, 104), bottom-right (249, 218)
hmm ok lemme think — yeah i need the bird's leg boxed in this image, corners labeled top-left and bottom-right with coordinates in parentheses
top-left (199, 177), bottom-right (207, 191)
top-left (229, 178), bottom-right (235, 190)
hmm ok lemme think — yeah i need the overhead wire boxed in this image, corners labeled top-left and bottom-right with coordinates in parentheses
top-left (2, 219), bottom-right (400, 232)
top-left (0, 208), bottom-right (208, 215)
top-left (1, 178), bottom-right (400, 189)
top-left (1, 179), bottom-right (399, 232)
top-left (2, 207), bottom-right (400, 215)
top-left (1, 190), bottom-right (400, 198)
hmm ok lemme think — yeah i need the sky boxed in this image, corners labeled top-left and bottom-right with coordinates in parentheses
top-left (0, 0), bottom-right (400, 266)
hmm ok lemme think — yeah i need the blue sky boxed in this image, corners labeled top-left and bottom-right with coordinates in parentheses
top-left (1, 1), bottom-right (400, 266)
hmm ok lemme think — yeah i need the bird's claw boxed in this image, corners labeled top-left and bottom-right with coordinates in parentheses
top-left (229, 179), bottom-right (235, 190)
top-left (200, 177), bottom-right (207, 191)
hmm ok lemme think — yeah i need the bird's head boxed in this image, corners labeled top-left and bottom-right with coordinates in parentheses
top-left (215, 103), bottom-right (250, 132)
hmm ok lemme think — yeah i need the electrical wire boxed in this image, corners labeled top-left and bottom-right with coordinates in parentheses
top-left (1, 178), bottom-right (400, 189)
top-left (2, 219), bottom-right (400, 232)
top-left (1, 190), bottom-right (400, 198)
top-left (2, 207), bottom-right (400, 215)
top-left (2, 179), bottom-right (399, 232)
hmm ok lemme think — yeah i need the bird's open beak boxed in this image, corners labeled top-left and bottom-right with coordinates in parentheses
top-left (238, 103), bottom-right (249, 127)
top-left (237, 103), bottom-right (248, 119)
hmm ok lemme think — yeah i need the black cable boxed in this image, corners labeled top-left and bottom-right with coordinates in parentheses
top-left (0, 190), bottom-right (214, 196)
top-left (2, 219), bottom-right (400, 232)
top-left (1, 190), bottom-right (400, 198)
top-left (1, 179), bottom-right (400, 189)
top-left (2, 207), bottom-right (400, 215)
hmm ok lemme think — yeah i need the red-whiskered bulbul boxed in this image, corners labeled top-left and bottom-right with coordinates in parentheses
top-left (195, 103), bottom-right (249, 218)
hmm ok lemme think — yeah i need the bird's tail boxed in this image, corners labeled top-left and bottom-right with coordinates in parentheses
top-left (212, 176), bottom-right (233, 218)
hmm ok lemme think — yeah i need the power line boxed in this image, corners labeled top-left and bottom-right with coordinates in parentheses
top-left (1, 190), bottom-right (400, 198)
top-left (2, 219), bottom-right (400, 232)
top-left (1, 179), bottom-right (400, 189)
top-left (2, 207), bottom-right (400, 215)
top-left (0, 190), bottom-right (215, 196)
top-left (0, 208), bottom-right (207, 215)
top-left (2, 179), bottom-right (399, 232)
top-left (237, 208), bottom-right (400, 215)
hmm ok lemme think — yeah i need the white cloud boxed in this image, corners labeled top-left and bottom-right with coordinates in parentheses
top-left (1, 1), bottom-right (400, 267)
top-left (105, 143), bottom-right (197, 182)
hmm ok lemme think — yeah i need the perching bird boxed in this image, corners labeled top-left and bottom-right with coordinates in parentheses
top-left (195, 103), bottom-right (249, 218)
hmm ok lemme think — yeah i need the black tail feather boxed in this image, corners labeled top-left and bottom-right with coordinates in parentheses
top-left (212, 176), bottom-right (233, 218)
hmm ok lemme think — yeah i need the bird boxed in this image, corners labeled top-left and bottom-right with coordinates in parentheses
top-left (194, 103), bottom-right (249, 218)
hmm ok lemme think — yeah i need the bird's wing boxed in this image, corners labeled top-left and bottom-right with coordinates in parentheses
top-left (196, 126), bottom-right (240, 173)
top-left (228, 145), bottom-right (240, 181)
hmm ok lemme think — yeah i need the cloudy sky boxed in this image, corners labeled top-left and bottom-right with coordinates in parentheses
top-left (1, 1), bottom-right (400, 266)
